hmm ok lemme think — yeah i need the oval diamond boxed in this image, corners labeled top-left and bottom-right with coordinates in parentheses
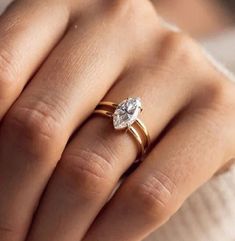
top-left (113, 97), bottom-right (142, 130)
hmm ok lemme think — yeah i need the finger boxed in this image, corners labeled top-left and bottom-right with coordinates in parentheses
top-left (82, 86), bottom-right (235, 241)
top-left (0, 10), bottom-right (133, 241)
top-left (26, 34), bottom-right (203, 241)
top-left (0, 0), bottom-right (72, 120)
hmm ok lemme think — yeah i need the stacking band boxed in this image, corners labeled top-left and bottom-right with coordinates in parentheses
top-left (94, 98), bottom-right (150, 160)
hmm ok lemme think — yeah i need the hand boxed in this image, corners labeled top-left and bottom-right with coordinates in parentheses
top-left (0, 0), bottom-right (234, 241)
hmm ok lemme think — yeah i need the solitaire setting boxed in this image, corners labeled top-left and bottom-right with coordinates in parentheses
top-left (113, 97), bottom-right (142, 130)
top-left (94, 97), bottom-right (150, 159)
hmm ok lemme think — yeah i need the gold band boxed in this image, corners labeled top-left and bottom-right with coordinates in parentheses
top-left (94, 100), bottom-right (150, 159)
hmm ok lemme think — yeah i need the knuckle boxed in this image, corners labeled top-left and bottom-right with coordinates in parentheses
top-left (213, 81), bottom-right (235, 109)
top-left (205, 81), bottom-right (235, 129)
top-left (160, 31), bottom-right (200, 67)
top-left (188, 80), bottom-right (235, 149)
top-left (0, 48), bottom-right (18, 98)
top-left (103, 0), bottom-right (150, 24)
top-left (129, 172), bottom-right (177, 221)
top-left (5, 103), bottom-right (61, 146)
top-left (197, 78), bottom-right (235, 114)
top-left (101, 0), bottom-right (136, 25)
top-left (60, 147), bottom-right (116, 198)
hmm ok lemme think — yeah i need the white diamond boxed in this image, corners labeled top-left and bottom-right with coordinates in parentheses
top-left (113, 97), bottom-right (142, 130)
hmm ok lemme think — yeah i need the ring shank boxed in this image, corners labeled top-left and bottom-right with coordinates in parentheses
top-left (94, 101), bottom-right (150, 160)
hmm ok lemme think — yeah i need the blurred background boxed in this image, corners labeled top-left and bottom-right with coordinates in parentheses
top-left (0, 1), bottom-right (235, 241)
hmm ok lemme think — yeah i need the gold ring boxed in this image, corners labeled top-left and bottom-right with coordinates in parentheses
top-left (94, 97), bottom-right (150, 161)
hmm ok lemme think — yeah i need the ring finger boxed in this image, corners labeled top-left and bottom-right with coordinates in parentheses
top-left (27, 33), bottom-right (200, 241)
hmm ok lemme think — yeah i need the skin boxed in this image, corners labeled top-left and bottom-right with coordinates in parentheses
top-left (0, 0), bottom-right (234, 241)
top-left (152, 0), bottom-right (232, 37)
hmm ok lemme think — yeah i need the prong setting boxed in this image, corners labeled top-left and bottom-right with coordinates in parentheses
top-left (113, 97), bottom-right (142, 130)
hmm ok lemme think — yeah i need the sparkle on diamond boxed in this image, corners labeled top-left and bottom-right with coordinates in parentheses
top-left (113, 97), bottom-right (142, 130)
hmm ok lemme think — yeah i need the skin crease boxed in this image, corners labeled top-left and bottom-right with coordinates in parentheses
top-left (0, 0), bottom-right (234, 241)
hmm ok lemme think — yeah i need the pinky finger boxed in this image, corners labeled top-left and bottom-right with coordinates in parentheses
top-left (83, 101), bottom-right (235, 241)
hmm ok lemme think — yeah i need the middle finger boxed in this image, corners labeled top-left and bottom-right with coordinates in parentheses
top-left (0, 8), bottom-right (133, 241)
